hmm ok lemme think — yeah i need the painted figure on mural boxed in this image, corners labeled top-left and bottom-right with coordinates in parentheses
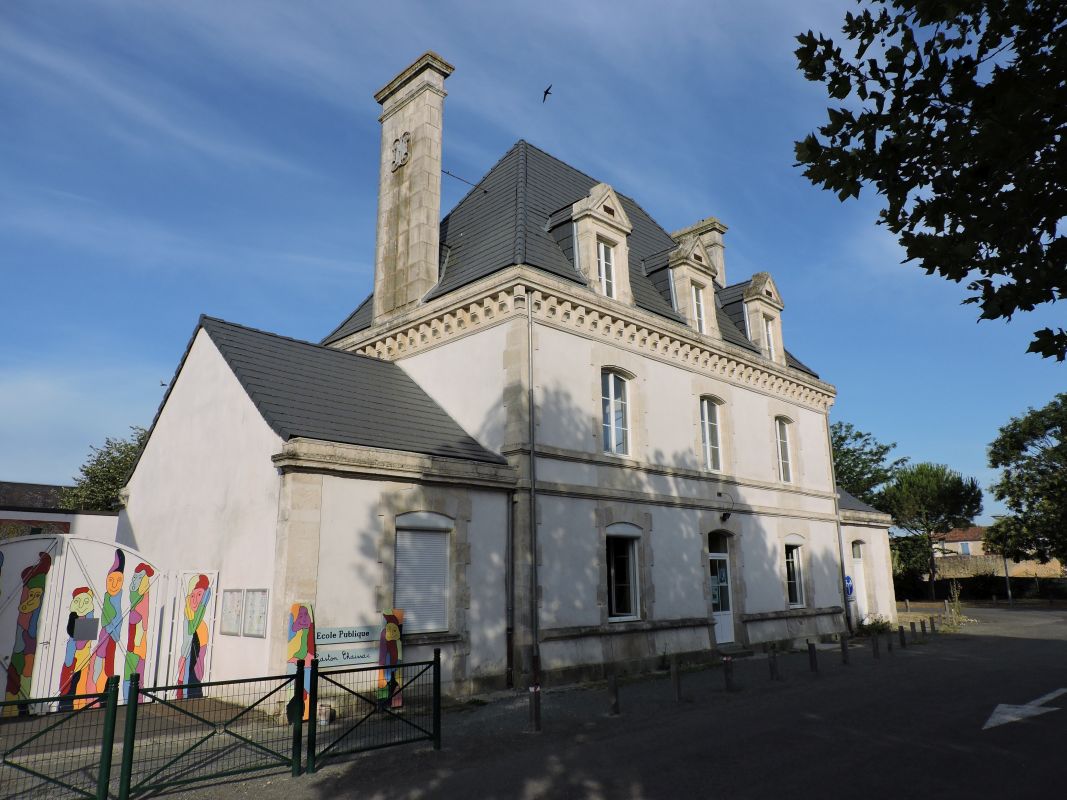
top-left (122, 562), bottom-right (154, 703)
top-left (377, 608), bottom-right (403, 708)
top-left (177, 574), bottom-right (210, 699)
top-left (3, 551), bottom-right (52, 715)
top-left (58, 586), bottom-right (96, 711)
top-left (286, 603), bottom-right (314, 720)
top-left (91, 549), bottom-right (125, 694)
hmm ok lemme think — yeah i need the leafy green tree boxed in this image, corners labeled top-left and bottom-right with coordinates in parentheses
top-left (830, 420), bottom-right (908, 508)
top-left (881, 462), bottom-right (983, 598)
top-left (795, 1), bottom-right (1067, 360)
top-left (985, 393), bottom-right (1067, 562)
top-left (61, 426), bottom-right (148, 511)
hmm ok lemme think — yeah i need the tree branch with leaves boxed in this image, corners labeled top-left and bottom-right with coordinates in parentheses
top-left (61, 426), bottom-right (148, 512)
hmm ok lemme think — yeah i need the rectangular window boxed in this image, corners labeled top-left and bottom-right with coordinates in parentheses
top-left (601, 371), bottom-right (629, 455)
top-left (607, 536), bottom-right (638, 619)
top-left (667, 269), bottom-right (678, 311)
top-left (960, 542), bottom-right (971, 556)
top-left (776, 418), bottom-right (792, 483)
top-left (764, 316), bottom-right (776, 359)
top-left (700, 398), bottom-right (721, 471)
top-left (394, 529), bottom-right (449, 633)
top-left (597, 240), bottom-right (615, 298)
top-left (851, 541), bottom-right (863, 559)
top-left (692, 284), bottom-right (706, 333)
top-left (785, 544), bottom-right (804, 607)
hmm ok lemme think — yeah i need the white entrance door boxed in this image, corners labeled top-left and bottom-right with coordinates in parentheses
top-left (851, 541), bottom-right (868, 624)
top-left (708, 532), bottom-right (734, 645)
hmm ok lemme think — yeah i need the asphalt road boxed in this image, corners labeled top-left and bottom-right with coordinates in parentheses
top-left (175, 607), bottom-right (1067, 800)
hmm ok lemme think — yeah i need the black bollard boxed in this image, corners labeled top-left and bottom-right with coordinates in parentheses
top-left (723, 656), bottom-right (736, 692)
top-left (670, 654), bottom-right (681, 702)
top-left (920, 619), bottom-right (927, 639)
top-left (607, 671), bottom-right (620, 716)
top-left (807, 641), bottom-right (818, 673)
top-left (910, 622), bottom-right (918, 643)
top-left (872, 632), bottom-right (880, 659)
top-left (886, 630), bottom-right (893, 654)
top-left (929, 616), bottom-right (937, 635)
top-left (840, 634), bottom-right (850, 665)
top-left (898, 625), bottom-right (907, 648)
top-left (768, 647), bottom-right (781, 681)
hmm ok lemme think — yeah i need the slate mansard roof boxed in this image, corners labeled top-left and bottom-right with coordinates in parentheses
top-left (156, 317), bottom-right (505, 466)
top-left (321, 140), bottom-right (820, 378)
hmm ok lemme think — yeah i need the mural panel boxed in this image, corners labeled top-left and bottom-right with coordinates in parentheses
top-left (377, 608), bottom-right (403, 709)
top-left (287, 603), bottom-right (314, 720)
top-left (176, 573), bottom-right (214, 699)
top-left (2, 550), bottom-right (53, 714)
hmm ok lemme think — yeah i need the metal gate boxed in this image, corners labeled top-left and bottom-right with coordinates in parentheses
top-left (116, 667), bottom-right (304, 797)
top-left (0, 676), bottom-right (119, 799)
top-left (307, 649), bottom-right (441, 773)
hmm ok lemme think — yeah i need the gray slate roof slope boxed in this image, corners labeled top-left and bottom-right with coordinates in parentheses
top-left (322, 293), bottom-right (372, 346)
top-left (201, 317), bottom-right (505, 464)
top-left (0, 481), bottom-right (71, 511)
top-left (838, 487), bottom-right (885, 515)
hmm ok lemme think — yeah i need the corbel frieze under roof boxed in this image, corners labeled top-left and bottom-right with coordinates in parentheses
top-left (333, 266), bottom-right (836, 412)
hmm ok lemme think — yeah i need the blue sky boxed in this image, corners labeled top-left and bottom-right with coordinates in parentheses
top-left (1, 0), bottom-right (1060, 522)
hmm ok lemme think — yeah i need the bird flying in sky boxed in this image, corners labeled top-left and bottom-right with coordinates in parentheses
top-left (542, 84), bottom-right (552, 103)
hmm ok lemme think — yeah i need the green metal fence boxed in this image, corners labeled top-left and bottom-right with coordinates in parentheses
top-left (307, 648), bottom-right (441, 773)
top-left (0, 676), bottom-right (119, 800)
top-left (116, 667), bottom-right (303, 798)
top-left (0, 654), bottom-right (440, 799)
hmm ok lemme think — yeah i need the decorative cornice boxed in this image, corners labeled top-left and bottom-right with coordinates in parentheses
top-left (272, 438), bottom-right (517, 489)
top-left (332, 266), bottom-right (836, 412)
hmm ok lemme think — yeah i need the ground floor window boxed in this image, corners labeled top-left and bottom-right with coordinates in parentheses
top-left (394, 528), bottom-right (450, 633)
top-left (785, 543), bottom-right (804, 607)
top-left (607, 535), bottom-right (639, 620)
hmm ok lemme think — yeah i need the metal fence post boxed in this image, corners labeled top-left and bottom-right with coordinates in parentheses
top-left (97, 676), bottom-right (120, 800)
top-left (290, 662), bottom-right (304, 777)
top-left (117, 673), bottom-right (140, 800)
top-left (432, 648), bottom-right (442, 751)
top-left (306, 659), bottom-right (319, 774)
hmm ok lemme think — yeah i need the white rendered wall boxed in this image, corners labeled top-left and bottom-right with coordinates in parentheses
top-left (396, 322), bottom-right (512, 453)
top-left (843, 523), bottom-right (897, 623)
top-left (118, 329), bottom-right (284, 682)
top-left (314, 475), bottom-right (509, 685)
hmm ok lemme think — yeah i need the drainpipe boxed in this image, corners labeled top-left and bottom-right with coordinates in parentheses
top-left (823, 413), bottom-right (853, 634)
top-left (505, 490), bottom-right (515, 688)
top-left (522, 286), bottom-right (541, 731)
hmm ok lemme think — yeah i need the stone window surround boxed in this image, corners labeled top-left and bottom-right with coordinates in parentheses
top-left (595, 505), bottom-right (653, 626)
top-left (775, 415), bottom-right (793, 484)
top-left (698, 394), bottom-right (726, 473)
top-left (600, 366), bottom-right (633, 457)
top-left (376, 487), bottom-right (474, 670)
top-left (590, 345), bottom-right (649, 460)
top-left (765, 397), bottom-right (805, 486)
top-left (605, 522), bottom-right (642, 621)
top-left (571, 184), bottom-right (634, 305)
top-left (781, 532), bottom-right (813, 609)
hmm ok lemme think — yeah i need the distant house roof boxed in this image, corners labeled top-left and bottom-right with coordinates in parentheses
top-left (151, 316), bottom-right (506, 467)
top-left (938, 526), bottom-right (986, 543)
top-left (837, 487), bottom-right (883, 514)
top-left (321, 140), bottom-right (820, 378)
top-left (0, 481), bottom-right (71, 512)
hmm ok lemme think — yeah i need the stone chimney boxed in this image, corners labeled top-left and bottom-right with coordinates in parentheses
top-left (671, 217), bottom-right (728, 287)
top-left (371, 52), bottom-right (454, 323)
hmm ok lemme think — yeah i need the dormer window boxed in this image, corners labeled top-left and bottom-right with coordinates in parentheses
top-left (597, 240), bottom-right (616, 299)
top-left (692, 283), bottom-right (707, 334)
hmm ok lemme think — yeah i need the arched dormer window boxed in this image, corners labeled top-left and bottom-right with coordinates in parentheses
top-left (601, 369), bottom-right (631, 456)
top-left (775, 416), bottom-right (793, 483)
top-left (700, 396), bottom-right (723, 471)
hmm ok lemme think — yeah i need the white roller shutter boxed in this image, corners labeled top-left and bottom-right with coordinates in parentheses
top-left (394, 529), bottom-right (449, 633)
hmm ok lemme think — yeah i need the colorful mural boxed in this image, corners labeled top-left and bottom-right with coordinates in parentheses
top-left (58, 586), bottom-right (96, 710)
top-left (3, 551), bottom-right (52, 714)
top-left (287, 603), bottom-right (314, 720)
top-left (123, 562), bottom-right (154, 702)
top-left (90, 550), bottom-right (125, 694)
top-left (177, 574), bottom-right (211, 699)
top-left (0, 519), bottom-right (69, 542)
top-left (377, 608), bottom-right (403, 709)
